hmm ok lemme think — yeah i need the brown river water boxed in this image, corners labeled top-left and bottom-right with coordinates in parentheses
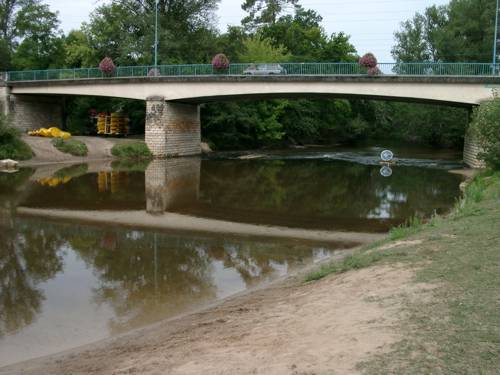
top-left (0, 144), bottom-right (464, 366)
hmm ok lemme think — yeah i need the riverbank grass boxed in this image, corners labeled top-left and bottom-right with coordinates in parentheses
top-left (0, 116), bottom-right (33, 160)
top-left (111, 142), bottom-right (152, 159)
top-left (52, 138), bottom-right (88, 157)
top-left (307, 171), bottom-right (500, 373)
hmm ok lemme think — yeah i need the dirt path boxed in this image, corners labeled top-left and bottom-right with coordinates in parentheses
top-left (20, 136), bottom-right (136, 166)
top-left (0, 263), bottom-right (425, 375)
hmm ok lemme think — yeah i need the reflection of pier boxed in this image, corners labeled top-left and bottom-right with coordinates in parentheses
top-left (145, 158), bottom-right (200, 214)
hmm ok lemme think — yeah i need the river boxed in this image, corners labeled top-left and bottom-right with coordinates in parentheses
top-left (0, 144), bottom-right (464, 366)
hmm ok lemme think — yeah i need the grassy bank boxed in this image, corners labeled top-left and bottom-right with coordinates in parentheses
top-left (307, 171), bottom-right (500, 373)
top-left (0, 116), bottom-right (32, 160)
top-left (52, 138), bottom-right (88, 157)
top-left (111, 142), bottom-right (152, 159)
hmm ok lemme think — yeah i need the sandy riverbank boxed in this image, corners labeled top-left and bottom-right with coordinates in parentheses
top-left (0, 256), bottom-right (426, 375)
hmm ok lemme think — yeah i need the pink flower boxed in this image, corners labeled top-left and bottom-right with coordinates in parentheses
top-left (212, 53), bottom-right (230, 70)
top-left (99, 57), bottom-right (116, 74)
top-left (359, 53), bottom-right (378, 69)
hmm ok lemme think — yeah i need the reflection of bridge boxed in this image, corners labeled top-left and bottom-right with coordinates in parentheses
top-left (2, 62), bottom-right (498, 167)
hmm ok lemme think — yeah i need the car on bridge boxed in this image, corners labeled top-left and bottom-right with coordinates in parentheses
top-left (243, 64), bottom-right (287, 75)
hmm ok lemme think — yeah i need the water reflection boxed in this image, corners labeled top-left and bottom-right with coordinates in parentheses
top-left (17, 156), bottom-right (463, 232)
top-left (0, 216), bottom-right (337, 365)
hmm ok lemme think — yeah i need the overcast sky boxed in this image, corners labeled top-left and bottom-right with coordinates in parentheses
top-left (45, 0), bottom-right (451, 62)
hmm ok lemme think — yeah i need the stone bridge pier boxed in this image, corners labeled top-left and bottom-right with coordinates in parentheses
top-left (145, 96), bottom-right (201, 158)
top-left (145, 158), bottom-right (201, 214)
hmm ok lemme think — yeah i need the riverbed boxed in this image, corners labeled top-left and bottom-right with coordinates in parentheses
top-left (0, 144), bottom-right (464, 367)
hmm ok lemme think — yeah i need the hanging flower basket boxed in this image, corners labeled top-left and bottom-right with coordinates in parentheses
top-left (99, 57), bottom-right (116, 76)
top-left (212, 53), bottom-right (230, 74)
top-left (148, 68), bottom-right (160, 77)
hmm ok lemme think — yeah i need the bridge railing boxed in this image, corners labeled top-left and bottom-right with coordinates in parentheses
top-left (5, 62), bottom-right (500, 82)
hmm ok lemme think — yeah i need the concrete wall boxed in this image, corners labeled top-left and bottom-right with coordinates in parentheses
top-left (463, 131), bottom-right (486, 168)
top-left (9, 95), bottom-right (63, 131)
top-left (145, 158), bottom-right (200, 214)
top-left (145, 97), bottom-right (200, 158)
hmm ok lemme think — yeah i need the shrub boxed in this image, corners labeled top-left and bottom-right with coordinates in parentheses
top-left (111, 142), bottom-right (152, 159)
top-left (359, 53), bottom-right (378, 69)
top-left (99, 57), bottom-right (116, 75)
top-left (470, 95), bottom-right (500, 169)
top-left (211, 53), bottom-right (230, 70)
top-left (52, 138), bottom-right (88, 157)
top-left (0, 115), bottom-right (32, 160)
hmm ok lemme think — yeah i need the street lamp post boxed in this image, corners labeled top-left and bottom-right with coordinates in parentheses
top-left (154, 0), bottom-right (159, 75)
top-left (493, 0), bottom-right (499, 74)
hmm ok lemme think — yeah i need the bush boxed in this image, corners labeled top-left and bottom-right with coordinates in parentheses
top-left (211, 53), bottom-right (230, 70)
top-left (99, 57), bottom-right (116, 75)
top-left (470, 96), bottom-right (500, 169)
top-left (52, 138), bottom-right (88, 156)
top-left (111, 142), bottom-right (152, 159)
top-left (359, 53), bottom-right (378, 68)
top-left (0, 115), bottom-right (32, 160)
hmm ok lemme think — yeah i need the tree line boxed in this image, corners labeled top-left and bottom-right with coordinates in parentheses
top-left (0, 0), bottom-right (493, 149)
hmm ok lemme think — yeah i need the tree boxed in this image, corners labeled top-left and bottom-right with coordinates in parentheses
top-left (64, 30), bottom-right (98, 68)
top-left (1, 0), bottom-right (65, 70)
top-left (238, 35), bottom-right (290, 63)
top-left (242, 0), bottom-right (299, 29)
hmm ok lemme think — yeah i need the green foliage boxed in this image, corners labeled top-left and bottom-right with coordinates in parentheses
top-left (0, 115), bottom-right (32, 160)
top-left (389, 215), bottom-right (424, 240)
top-left (242, 0), bottom-right (299, 29)
top-left (111, 142), bottom-right (152, 159)
top-left (51, 138), bottom-right (88, 157)
top-left (238, 36), bottom-right (290, 63)
top-left (64, 30), bottom-right (98, 67)
top-left (393, 0), bottom-right (495, 62)
top-left (305, 252), bottom-right (392, 282)
top-left (470, 97), bottom-right (500, 170)
top-left (11, 0), bottom-right (65, 69)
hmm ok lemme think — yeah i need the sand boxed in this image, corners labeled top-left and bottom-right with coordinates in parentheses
top-left (0, 263), bottom-right (426, 375)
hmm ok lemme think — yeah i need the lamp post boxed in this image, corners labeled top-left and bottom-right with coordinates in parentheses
top-left (154, 0), bottom-right (159, 75)
top-left (493, 0), bottom-right (499, 73)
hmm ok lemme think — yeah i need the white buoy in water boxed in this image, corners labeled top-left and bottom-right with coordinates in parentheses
top-left (380, 150), bottom-right (394, 162)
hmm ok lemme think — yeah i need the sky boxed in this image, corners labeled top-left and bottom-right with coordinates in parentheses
top-left (45, 0), bottom-right (452, 62)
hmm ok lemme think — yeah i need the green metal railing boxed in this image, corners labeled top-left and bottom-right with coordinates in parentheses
top-left (3, 62), bottom-right (500, 82)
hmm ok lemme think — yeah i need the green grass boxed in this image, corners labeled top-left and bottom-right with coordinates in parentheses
top-left (51, 138), bottom-right (88, 157)
top-left (307, 171), bottom-right (500, 374)
top-left (0, 115), bottom-right (33, 160)
top-left (111, 142), bottom-right (152, 159)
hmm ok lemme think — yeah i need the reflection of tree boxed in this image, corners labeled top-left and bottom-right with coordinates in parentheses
top-left (0, 219), bottom-right (65, 337)
top-left (196, 160), bottom-right (462, 231)
top-left (63, 224), bottom-right (327, 334)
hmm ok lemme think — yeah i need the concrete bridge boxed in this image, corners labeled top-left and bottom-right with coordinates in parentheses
top-left (2, 64), bottom-right (499, 167)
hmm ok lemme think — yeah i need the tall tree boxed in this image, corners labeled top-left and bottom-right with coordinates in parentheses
top-left (12, 0), bottom-right (64, 69)
top-left (242, 0), bottom-right (299, 29)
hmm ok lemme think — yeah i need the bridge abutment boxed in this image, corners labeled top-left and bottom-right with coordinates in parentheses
top-left (145, 97), bottom-right (201, 158)
top-left (463, 130), bottom-right (485, 168)
top-left (2, 93), bottom-right (64, 131)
